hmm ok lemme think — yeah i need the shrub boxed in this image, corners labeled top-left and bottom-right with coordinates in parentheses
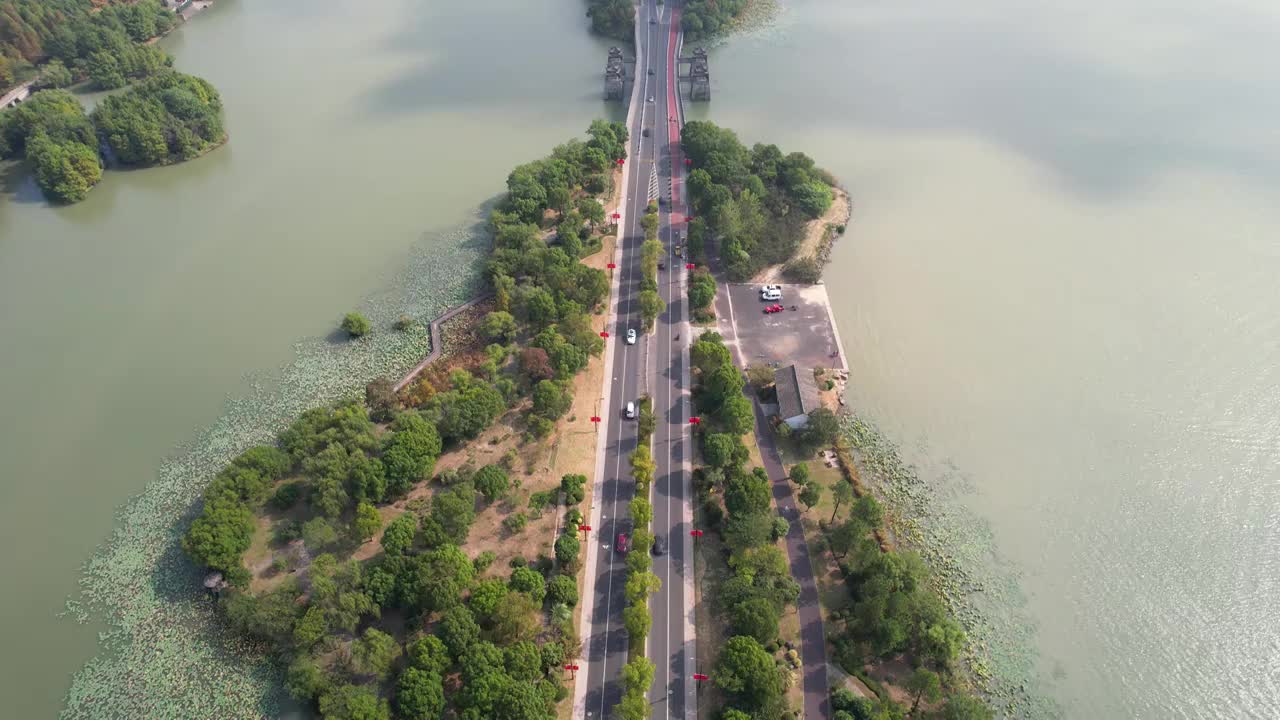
top-left (340, 312), bottom-right (371, 337)
top-left (269, 483), bottom-right (302, 512)
top-left (560, 473), bottom-right (587, 504)
top-left (473, 550), bottom-right (497, 574)
top-left (503, 512), bottom-right (528, 534)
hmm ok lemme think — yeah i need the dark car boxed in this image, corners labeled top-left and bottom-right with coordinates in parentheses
top-left (616, 533), bottom-right (630, 554)
top-left (642, 128), bottom-right (650, 137)
top-left (652, 536), bottom-right (667, 556)
top-left (648, 68), bottom-right (656, 75)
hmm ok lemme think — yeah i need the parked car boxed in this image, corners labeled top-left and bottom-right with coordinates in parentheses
top-left (652, 536), bottom-right (667, 556)
top-left (616, 533), bottom-right (630, 553)
top-left (625, 401), bottom-right (636, 419)
top-left (762, 289), bottom-right (782, 301)
top-left (626, 328), bottom-right (637, 345)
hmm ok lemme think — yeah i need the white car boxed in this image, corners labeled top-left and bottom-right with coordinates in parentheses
top-left (625, 401), bottom-right (637, 419)
top-left (648, 96), bottom-right (655, 102)
top-left (626, 328), bottom-right (637, 345)
top-left (761, 286), bottom-right (782, 301)
top-left (760, 284), bottom-right (781, 295)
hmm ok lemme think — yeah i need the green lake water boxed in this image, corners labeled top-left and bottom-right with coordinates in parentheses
top-left (0, 0), bottom-right (618, 716)
top-left (3, 0), bottom-right (1278, 717)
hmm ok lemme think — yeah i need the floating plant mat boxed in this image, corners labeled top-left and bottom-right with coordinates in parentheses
top-left (840, 414), bottom-right (1062, 719)
top-left (61, 218), bottom-right (488, 719)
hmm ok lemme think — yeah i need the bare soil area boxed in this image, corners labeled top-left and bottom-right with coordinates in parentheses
top-left (752, 186), bottom-right (851, 284)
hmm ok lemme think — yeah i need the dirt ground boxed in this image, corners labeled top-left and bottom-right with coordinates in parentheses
top-left (751, 186), bottom-right (851, 284)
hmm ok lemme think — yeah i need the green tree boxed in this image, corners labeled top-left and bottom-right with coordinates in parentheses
top-left (318, 683), bottom-right (390, 720)
top-left (831, 479), bottom-right (854, 522)
top-left (532, 379), bottom-right (573, 421)
top-left (490, 590), bottom-right (540, 644)
top-left (352, 502), bottom-right (382, 542)
top-left (301, 517), bottom-right (340, 551)
top-left (905, 668), bottom-right (942, 714)
top-left (480, 311), bottom-right (518, 343)
top-left (577, 197), bottom-right (605, 229)
top-left (381, 513), bottom-right (417, 556)
top-left (800, 407), bottom-right (841, 451)
top-left (406, 634), bottom-right (450, 675)
top-left (504, 640), bottom-right (544, 682)
top-left (714, 636), bottom-right (785, 710)
top-left (799, 482), bottom-right (822, 511)
top-left (181, 494), bottom-right (254, 579)
top-left (39, 59), bottom-right (73, 89)
top-left (730, 597), bottom-right (781, 644)
top-left (547, 574), bottom-right (579, 607)
top-left (293, 606), bottom-right (327, 649)
top-left (473, 464), bottom-right (510, 503)
top-left (416, 545), bottom-right (476, 612)
top-left (351, 627), bottom-right (402, 680)
top-left (554, 532), bottom-right (581, 569)
top-left (395, 667), bottom-right (444, 720)
top-left (719, 393), bottom-right (756, 435)
top-left (509, 566), bottom-right (546, 603)
top-left (622, 601), bottom-right (651, 645)
top-left (468, 578), bottom-right (509, 622)
top-left (284, 654), bottom-right (328, 702)
top-left (790, 462), bottom-right (811, 484)
top-left (560, 473), bottom-right (586, 504)
top-left (638, 289), bottom-right (665, 331)
top-left (341, 312), bottom-right (371, 338)
top-left (438, 605), bottom-right (480, 659)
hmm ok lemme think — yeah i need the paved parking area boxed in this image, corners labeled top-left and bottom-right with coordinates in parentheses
top-left (711, 282), bottom-right (846, 371)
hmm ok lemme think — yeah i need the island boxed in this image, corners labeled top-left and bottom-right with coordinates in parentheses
top-left (0, 0), bottom-right (225, 203)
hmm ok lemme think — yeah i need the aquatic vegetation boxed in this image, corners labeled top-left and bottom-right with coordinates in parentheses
top-left (840, 414), bottom-right (1061, 719)
top-left (61, 222), bottom-right (486, 719)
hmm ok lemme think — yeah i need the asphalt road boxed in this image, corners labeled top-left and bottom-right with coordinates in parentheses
top-left (647, 5), bottom-right (695, 720)
top-left (581, 2), bottom-right (665, 716)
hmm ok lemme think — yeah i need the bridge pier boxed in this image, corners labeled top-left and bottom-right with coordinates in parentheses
top-left (676, 47), bottom-right (710, 101)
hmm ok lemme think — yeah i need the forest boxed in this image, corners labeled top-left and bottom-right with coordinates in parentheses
top-left (0, 70), bottom-right (223, 202)
top-left (681, 120), bottom-right (835, 281)
top-left (182, 121), bottom-right (628, 720)
top-left (581, 0), bottom-right (749, 42)
top-left (0, 0), bottom-right (175, 92)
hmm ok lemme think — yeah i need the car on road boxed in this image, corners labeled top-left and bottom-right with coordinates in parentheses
top-left (652, 536), bottom-right (667, 556)
top-left (648, 96), bottom-right (655, 102)
top-left (616, 533), bottom-right (630, 553)
top-left (648, 68), bottom-right (656, 75)
top-left (626, 328), bottom-right (637, 345)
top-left (625, 401), bottom-right (636, 419)
top-left (642, 128), bottom-right (650, 137)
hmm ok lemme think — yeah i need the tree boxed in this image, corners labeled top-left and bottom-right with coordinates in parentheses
top-left (800, 407), bottom-right (840, 451)
top-left (509, 566), bottom-right (547, 603)
top-left (790, 463), bottom-right (811, 485)
top-left (504, 640), bottom-right (544, 682)
top-left (831, 480), bottom-right (854, 522)
top-left (555, 532), bottom-right (581, 569)
top-left (284, 654), bottom-right (328, 702)
top-left (480, 311), bottom-right (518, 343)
top-left (622, 601), bottom-right (651, 645)
top-left (382, 413), bottom-right (443, 496)
top-left (381, 513), bottom-right (417, 556)
top-left (638, 289), bottom-right (665, 330)
top-left (490, 590), bottom-right (540, 644)
top-left (560, 473), bottom-right (586, 504)
top-left (301, 517), bottom-right (340, 551)
top-left (431, 483), bottom-right (476, 541)
top-left (438, 605), bottom-right (480, 659)
top-left (469, 578), bottom-right (510, 622)
top-left (725, 471), bottom-right (772, 517)
top-left (351, 627), bottom-right (402, 680)
top-left (181, 494), bottom-right (255, 578)
top-left (905, 668), bottom-right (942, 714)
top-left (341, 312), bottom-right (371, 338)
top-left (714, 636), bottom-right (785, 710)
top-left (519, 347), bottom-right (555, 382)
top-left (578, 197), bottom-right (605, 229)
top-left (352, 502), bottom-right (382, 543)
top-left (745, 363), bottom-right (775, 388)
top-left (318, 684), bottom-right (389, 720)
top-left (406, 634), bottom-right (451, 675)
top-left (827, 517), bottom-right (866, 560)
top-left (473, 464), bottom-right (511, 503)
top-left (730, 598), bottom-right (781, 644)
top-left (921, 618), bottom-right (966, 668)
top-left (723, 512), bottom-right (773, 550)
top-left (531, 379), bottom-right (572, 420)
top-left (39, 59), bottom-right (74, 89)
top-left (416, 545), bottom-right (476, 612)
top-left (547, 574), bottom-right (579, 607)
top-left (703, 433), bottom-right (746, 470)
top-left (364, 378), bottom-right (398, 422)
top-left (798, 483), bottom-right (823, 513)
top-left (719, 394), bottom-right (756, 436)
top-left (395, 667), bottom-right (444, 720)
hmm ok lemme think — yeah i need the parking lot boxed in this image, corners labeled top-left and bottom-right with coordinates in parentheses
top-left (712, 283), bottom-right (846, 371)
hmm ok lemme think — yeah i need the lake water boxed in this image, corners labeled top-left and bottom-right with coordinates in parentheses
top-left (692, 0), bottom-right (1280, 717)
top-left (3, 0), bottom-right (1277, 717)
top-left (0, 0), bottom-right (619, 716)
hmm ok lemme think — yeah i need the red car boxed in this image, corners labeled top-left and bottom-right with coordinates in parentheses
top-left (616, 533), bottom-right (629, 554)
top-left (763, 304), bottom-right (784, 314)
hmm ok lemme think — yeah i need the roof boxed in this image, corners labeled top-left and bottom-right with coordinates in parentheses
top-left (775, 365), bottom-right (821, 420)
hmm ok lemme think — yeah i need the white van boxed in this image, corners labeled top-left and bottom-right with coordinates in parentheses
top-left (625, 402), bottom-right (636, 419)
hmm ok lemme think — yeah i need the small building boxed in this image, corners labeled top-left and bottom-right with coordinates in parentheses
top-left (775, 365), bottom-right (821, 429)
